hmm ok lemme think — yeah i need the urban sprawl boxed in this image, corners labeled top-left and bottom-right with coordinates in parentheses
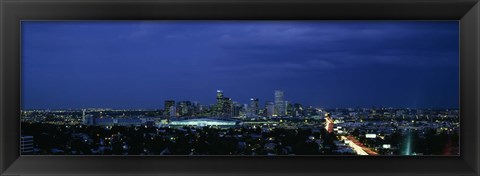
top-left (21, 90), bottom-right (459, 156)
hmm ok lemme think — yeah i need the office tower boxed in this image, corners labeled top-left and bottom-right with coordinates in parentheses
top-left (223, 97), bottom-right (233, 117)
top-left (274, 90), bottom-right (285, 117)
top-left (242, 104), bottom-right (249, 116)
top-left (232, 102), bottom-right (242, 117)
top-left (164, 100), bottom-right (175, 117)
top-left (250, 98), bottom-right (259, 116)
top-left (266, 101), bottom-right (275, 118)
top-left (216, 90), bottom-right (224, 115)
top-left (192, 101), bottom-right (201, 114)
top-left (215, 90), bottom-right (233, 118)
top-left (216, 90), bottom-right (224, 100)
top-left (177, 101), bottom-right (193, 117)
top-left (285, 101), bottom-right (293, 116)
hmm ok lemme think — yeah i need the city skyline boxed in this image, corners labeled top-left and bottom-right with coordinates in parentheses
top-left (21, 21), bottom-right (459, 109)
top-left (21, 106), bottom-right (460, 155)
top-left (20, 89), bottom-right (460, 110)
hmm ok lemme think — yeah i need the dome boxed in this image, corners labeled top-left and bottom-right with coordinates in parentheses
top-left (169, 118), bottom-right (238, 127)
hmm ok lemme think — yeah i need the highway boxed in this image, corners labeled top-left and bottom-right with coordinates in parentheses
top-left (341, 135), bottom-right (379, 155)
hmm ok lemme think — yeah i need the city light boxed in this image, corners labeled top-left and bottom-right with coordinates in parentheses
top-left (20, 90), bottom-right (459, 155)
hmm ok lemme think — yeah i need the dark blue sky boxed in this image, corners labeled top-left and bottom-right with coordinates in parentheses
top-left (21, 21), bottom-right (459, 109)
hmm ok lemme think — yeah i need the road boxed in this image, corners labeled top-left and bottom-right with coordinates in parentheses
top-left (341, 135), bottom-right (379, 155)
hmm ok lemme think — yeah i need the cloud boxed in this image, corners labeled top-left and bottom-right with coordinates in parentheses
top-left (206, 21), bottom-right (458, 69)
top-left (22, 21), bottom-right (459, 109)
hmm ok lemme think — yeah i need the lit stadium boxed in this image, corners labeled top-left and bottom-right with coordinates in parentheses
top-left (169, 118), bottom-right (239, 127)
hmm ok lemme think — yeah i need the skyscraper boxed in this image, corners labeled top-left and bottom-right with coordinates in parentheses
top-left (216, 90), bottom-right (224, 100)
top-left (285, 101), bottom-right (293, 116)
top-left (216, 90), bottom-right (224, 115)
top-left (274, 90), bottom-right (285, 117)
top-left (192, 101), bottom-right (201, 115)
top-left (222, 97), bottom-right (233, 117)
top-left (232, 102), bottom-right (242, 117)
top-left (250, 98), bottom-right (259, 117)
top-left (215, 90), bottom-right (233, 118)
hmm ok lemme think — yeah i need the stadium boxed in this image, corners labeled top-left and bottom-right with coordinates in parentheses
top-left (169, 118), bottom-right (239, 127)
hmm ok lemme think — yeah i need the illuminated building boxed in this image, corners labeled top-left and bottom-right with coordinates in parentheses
top-left (192, 101), bottom-right (201, 114)
top-left (266, 101), bottom-right (275, 117)
top-left (169, 106), bottom-right (177, 117)
top-left (274, 90), bottom-right (285, 116)
top-left (216, 90), bottom-right (224, 99)
top-left (215, 90), bottom-right (233, 117)
top-left (285, 101), bottom-right (293, 116)
top-left (177, 101), bottom-right (193, 117)
top-left (222, 98), bottom-right (233, 117)
top-left (164, 100), bottom-right (175, 117)
top-left (250, 98), bottom-right (259, 116)
top-left (215, 90), bottom-right (224, 115)
top-left (243, 104), bottom-right (249, 116)
top-left (232, 102), bottom-right (242, 117)
top-left (169, 118), bottom-right (238, 127)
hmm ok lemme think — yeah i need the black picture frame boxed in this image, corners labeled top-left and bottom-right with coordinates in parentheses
top-left (1, 0), bottom-right (479, 175)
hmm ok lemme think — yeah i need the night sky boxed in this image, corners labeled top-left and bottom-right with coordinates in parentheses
top-left (21, 21), bottom-right (459, 109)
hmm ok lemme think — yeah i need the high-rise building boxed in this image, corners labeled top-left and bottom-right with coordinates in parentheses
top-left (215, 90), bottom-right (233, 118)
top-left (222, 97), bottom-right (233, 117)
top-left (177, 101), bottom-right (193, 117)
top-left (242, 104), bottom-right (249, 116)
top-left (285, 101), bottom-right (293, 116)
top-left (164, 100), bottom-right (175, 117)
top-left (216, 90), bottom-right (224, 115)
top-left (192, 101), bottom-right (201, 115)
top-left (216, 90), bottom-right (224, 100)
top-left (274, 90), bottom-right (285, 116)
top-left (266, 101), bottom-right (275, 117)
top-left (250, 98), bottom-right (259, 117)
top-left (232, 102), bottom-right (242, 117)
